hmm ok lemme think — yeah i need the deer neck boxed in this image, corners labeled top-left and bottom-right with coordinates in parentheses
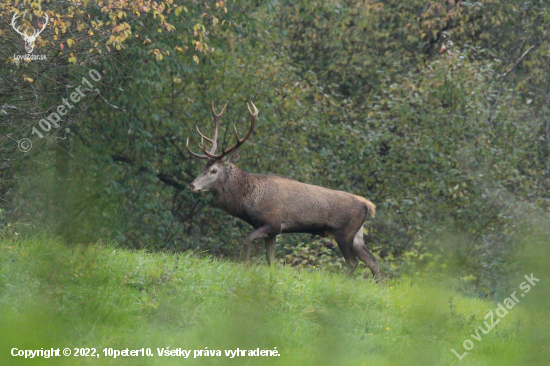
top-left (214, 165), bottom-right (253, 216)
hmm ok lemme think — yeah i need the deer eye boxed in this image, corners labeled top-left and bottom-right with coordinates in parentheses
top-left (211, 169), bottom-right (217, 174)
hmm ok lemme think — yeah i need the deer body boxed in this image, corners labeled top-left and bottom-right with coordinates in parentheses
top-left (186, 102), bottom-right (380, 280)
top-left (214, 168), bottom-right (366, 233)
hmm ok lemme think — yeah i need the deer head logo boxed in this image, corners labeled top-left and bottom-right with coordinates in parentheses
top-left (11, 12), bottom-right (49, 54)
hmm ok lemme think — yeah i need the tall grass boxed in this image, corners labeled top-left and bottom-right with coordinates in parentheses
top-left (0, 225), bottom-right (548, 365)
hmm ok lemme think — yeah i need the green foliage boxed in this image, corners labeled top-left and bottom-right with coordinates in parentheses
top-left (278, 238), bottom-right (346, 272)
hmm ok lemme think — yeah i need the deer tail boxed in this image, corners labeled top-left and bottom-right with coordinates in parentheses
top-left (354, 195), bottom-right (376, 218)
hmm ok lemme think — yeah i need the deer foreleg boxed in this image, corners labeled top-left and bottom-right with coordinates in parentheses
top-left (265, 235), bottom-right (277, 266)
top-left (244, 225), bottom-right (279, 262)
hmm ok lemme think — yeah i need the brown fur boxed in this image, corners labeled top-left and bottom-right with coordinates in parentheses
top-left (189, 160), bottom-right (380, 281)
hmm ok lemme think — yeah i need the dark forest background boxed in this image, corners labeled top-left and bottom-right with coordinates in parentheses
top-left (1, 0), bottom-right (549, 299)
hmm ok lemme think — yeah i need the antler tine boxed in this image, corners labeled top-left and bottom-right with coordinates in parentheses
top-left (233, 124), bottom-right (241, 141)
top-left (221, 101), bottom-right (258, 156)
top-left (198, 143), bottom-right (224, 159)
top-left (208, 100), bottom-right (228, 154)
top-left (247, 101), bottom-right (258, 117)
top-left (186, 137), bottom-right (210, 159)
top-left (196, 126), bottom-right (214, 144)
top-left (211, 100), bottom-right (228, 118)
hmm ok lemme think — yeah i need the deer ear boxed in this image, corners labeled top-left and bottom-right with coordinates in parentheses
top-left (225, 150), bottom-right (240, 164)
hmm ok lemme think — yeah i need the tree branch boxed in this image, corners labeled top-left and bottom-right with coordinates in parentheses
top-left (498, 31), bottom-right (550, 78)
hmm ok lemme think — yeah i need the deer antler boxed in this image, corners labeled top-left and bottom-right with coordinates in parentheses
top-left (219, 102), bottom-right (257, 157)
top-left (186, 101), bottom-right (228, 159)
top-left (186, 101), bottom-right (258, 160)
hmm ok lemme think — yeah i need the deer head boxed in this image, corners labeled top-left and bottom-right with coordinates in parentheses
top-left (11, 12), bottom-right (49, 54)
top-left (187, 101), bottom-right (258, 192)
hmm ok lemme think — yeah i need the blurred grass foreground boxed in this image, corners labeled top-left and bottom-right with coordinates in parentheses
top-left (0, 225), bottom-right (548, 366)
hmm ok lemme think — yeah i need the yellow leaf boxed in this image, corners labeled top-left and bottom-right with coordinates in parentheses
top-left (193, 55), bottom-right (199, 64)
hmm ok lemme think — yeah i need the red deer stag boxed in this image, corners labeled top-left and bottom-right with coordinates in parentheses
top-left (186, 102), bottom-right (380, 280)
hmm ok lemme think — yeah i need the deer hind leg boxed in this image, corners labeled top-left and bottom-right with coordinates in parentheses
top-left (352, 224), bottom-right (381, 281)
top-left (334, 230), bottom-right (359, 276)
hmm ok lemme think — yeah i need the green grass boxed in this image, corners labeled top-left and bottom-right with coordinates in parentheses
top-left (0, 230), bottom-right (548, 365)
